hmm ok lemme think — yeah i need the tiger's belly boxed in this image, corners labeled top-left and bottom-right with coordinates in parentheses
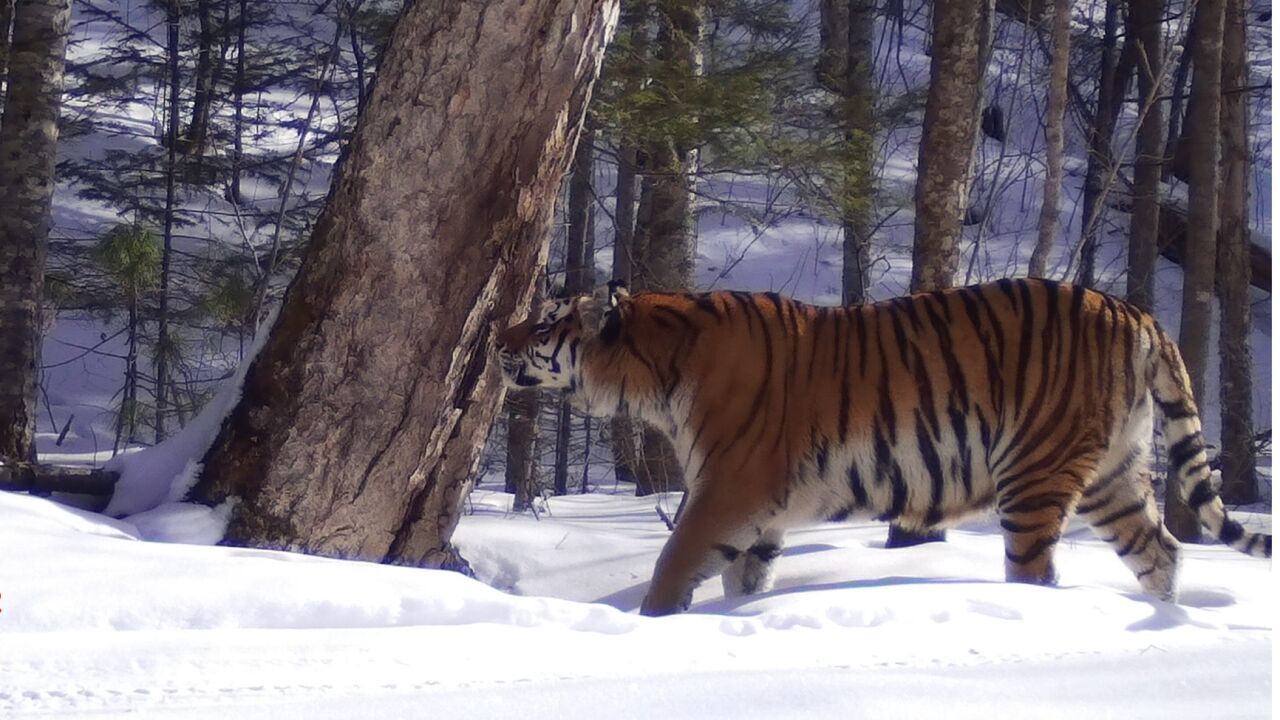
top-left (785, 441), bottom-right (998, 531)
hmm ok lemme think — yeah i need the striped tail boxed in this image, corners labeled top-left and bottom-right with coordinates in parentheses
top-left (1153, 332), bottom-right (1271, 558)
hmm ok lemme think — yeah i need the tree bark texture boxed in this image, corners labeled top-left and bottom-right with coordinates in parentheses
top-left (911, 0), bottom-right (992, 292)
top-left (1028, 0), bottom-right (1070, 278)
top-left (0, 0), bottom-right (72, 463)
top-left (192, 0), bottom-right (619, 563)
top-left (1125, 0), bottom-right (1164, 312)
top-left (1170, 0), bottom-right (1225, 543)
top-left (1215, 0), bottom-right (1255, 504)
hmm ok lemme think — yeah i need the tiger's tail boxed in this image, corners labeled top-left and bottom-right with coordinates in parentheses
top-left (1152, 330), bottom-right (1271, 559)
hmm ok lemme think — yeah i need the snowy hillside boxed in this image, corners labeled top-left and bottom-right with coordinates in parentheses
top-left (1, 488), bottom-right (1271, 718)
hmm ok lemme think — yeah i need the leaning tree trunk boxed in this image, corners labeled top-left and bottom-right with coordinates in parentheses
top-left (910, 0), bottom-right (991, 292)
top-left (1028, 0), bottom-right (1070, 278)
top-left (1170, 0), bottom-right (1225, 543)
top-left (0, 0), bottom-right (73, 464)
top-left (897, 0), bottom-right (991, 548)
top-left (1125, 0), bottom-right (1164, 312)
top-left (1215, 0), bottom-right (1254, 504)
top-left (192, 0), bottom-right (619, 567)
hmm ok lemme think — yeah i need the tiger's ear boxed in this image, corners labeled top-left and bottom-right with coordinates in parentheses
top-left (607, 279), bottom-right (629, 307)
top-left (586, 282), bottom-right (627, 344)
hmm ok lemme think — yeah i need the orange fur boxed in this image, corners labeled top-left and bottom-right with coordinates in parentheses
top-left (497, 278), bottom-right (1270, 616)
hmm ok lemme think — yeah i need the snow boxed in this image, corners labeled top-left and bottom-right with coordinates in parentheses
top-left (8, 0), bottom-right (1271, 717)
top-left (1, 488), bottom-right (1271, 717)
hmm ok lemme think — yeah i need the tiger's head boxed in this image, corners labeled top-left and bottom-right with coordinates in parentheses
top-left (496, 281), bottom-right (628, 393)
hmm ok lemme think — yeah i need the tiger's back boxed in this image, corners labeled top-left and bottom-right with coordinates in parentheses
top-left (496, 277), bottom-right (1270, 616)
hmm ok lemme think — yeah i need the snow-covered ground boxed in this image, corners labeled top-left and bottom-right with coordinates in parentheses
top-left (1, 487), bottom-right (1271, 718)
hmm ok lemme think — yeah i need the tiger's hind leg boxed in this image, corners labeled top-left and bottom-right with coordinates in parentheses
top-left (996, 464), bottom-right (1094, 588)
top-left (722, 528), bottom-right (785, 598)
top-left (1078, 463), bottom-right (1181, 602)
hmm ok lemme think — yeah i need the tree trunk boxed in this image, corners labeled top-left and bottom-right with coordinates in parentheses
top-left (1170, 0), bottom-right (1225, 543)
top-left (1215, 0), bottom-right (1254, 504)
top-left (555, 114), bottom-right (597, 495)
top-left (183, 0), bottom-right (216, 162)
top-left (504, 389), bottom-right (539, 511)
top-left (910, 0), bottom-right (992, 292)
top-left (1, 0), bottom-right (14, 106)
top-left (229, 0), bottom-right (246, 203)
top-left (1163, 6), bottom-right (1197, 182)
top-left (0, 0), bottom-right (72, 464)
top-left (900, 0), bottom-right (991, 548)
top-left (820, 0), bottom-right (877, 305)
top-left (154, 0), bottom-right (181, 442)
top-left (629, 0), bottom-right (702, 497)
top-left (553, 402), bottom-right (571, 495)
top-left (1028, 0), bottom-right (1070, 278)
top-left (609, 140), bottom-right (641, 488)
top-left (1125, 0), bottom-right (1164, 312)
top-left (1078, 0), bottom-right (1134, 288)
top-left (191, 0), bottom-right (619, 565)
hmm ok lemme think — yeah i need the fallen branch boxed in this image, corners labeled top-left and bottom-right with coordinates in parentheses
top-left (0, 463), bottom-right (119, 496)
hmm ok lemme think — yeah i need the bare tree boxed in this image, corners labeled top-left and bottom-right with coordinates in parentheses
top-left (1028, 0), bottom-right (1070, 277)
top-left (1170, 0), bottom-right (1225, 543)
top-left (0, 0), bottom-right (73, 464)
top-left (1078, 0), bottom-right (1134, 287)
top-left (1215, 0), bottom-right (1255, 504)
top-left (191, 0), bottom-right (619, 568)
top-left (1125, 0), bottom-right (1164, 311)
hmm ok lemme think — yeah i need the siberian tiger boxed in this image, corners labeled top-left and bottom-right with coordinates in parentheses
top-left (496, 278), bottom-right (1271, 616)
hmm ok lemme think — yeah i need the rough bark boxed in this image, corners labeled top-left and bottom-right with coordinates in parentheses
top-left (1163, 6), bottom-right (1197, 182)
top-left (1170, 0), bottom-right (1225, 543)
top-left (1125, 0), bottom-right (1164, 312)
top-left (1215, 0), bottom-right (1255, 504)
top-left (192, 0), bottom-right (619, 563)
top-left (1028, 0), bottom-right (1070, 278)
top-left (910, 0), bottom-right (992, 292)
top-left (0, 0), bottom-right (72, 464)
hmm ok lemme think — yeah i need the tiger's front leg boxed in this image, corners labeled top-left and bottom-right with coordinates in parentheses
top-left (639, 489), bottom-right (765, 617)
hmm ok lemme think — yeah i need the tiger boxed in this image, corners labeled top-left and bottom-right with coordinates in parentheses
top-left (495, 277), bottom-right (1272, 616)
